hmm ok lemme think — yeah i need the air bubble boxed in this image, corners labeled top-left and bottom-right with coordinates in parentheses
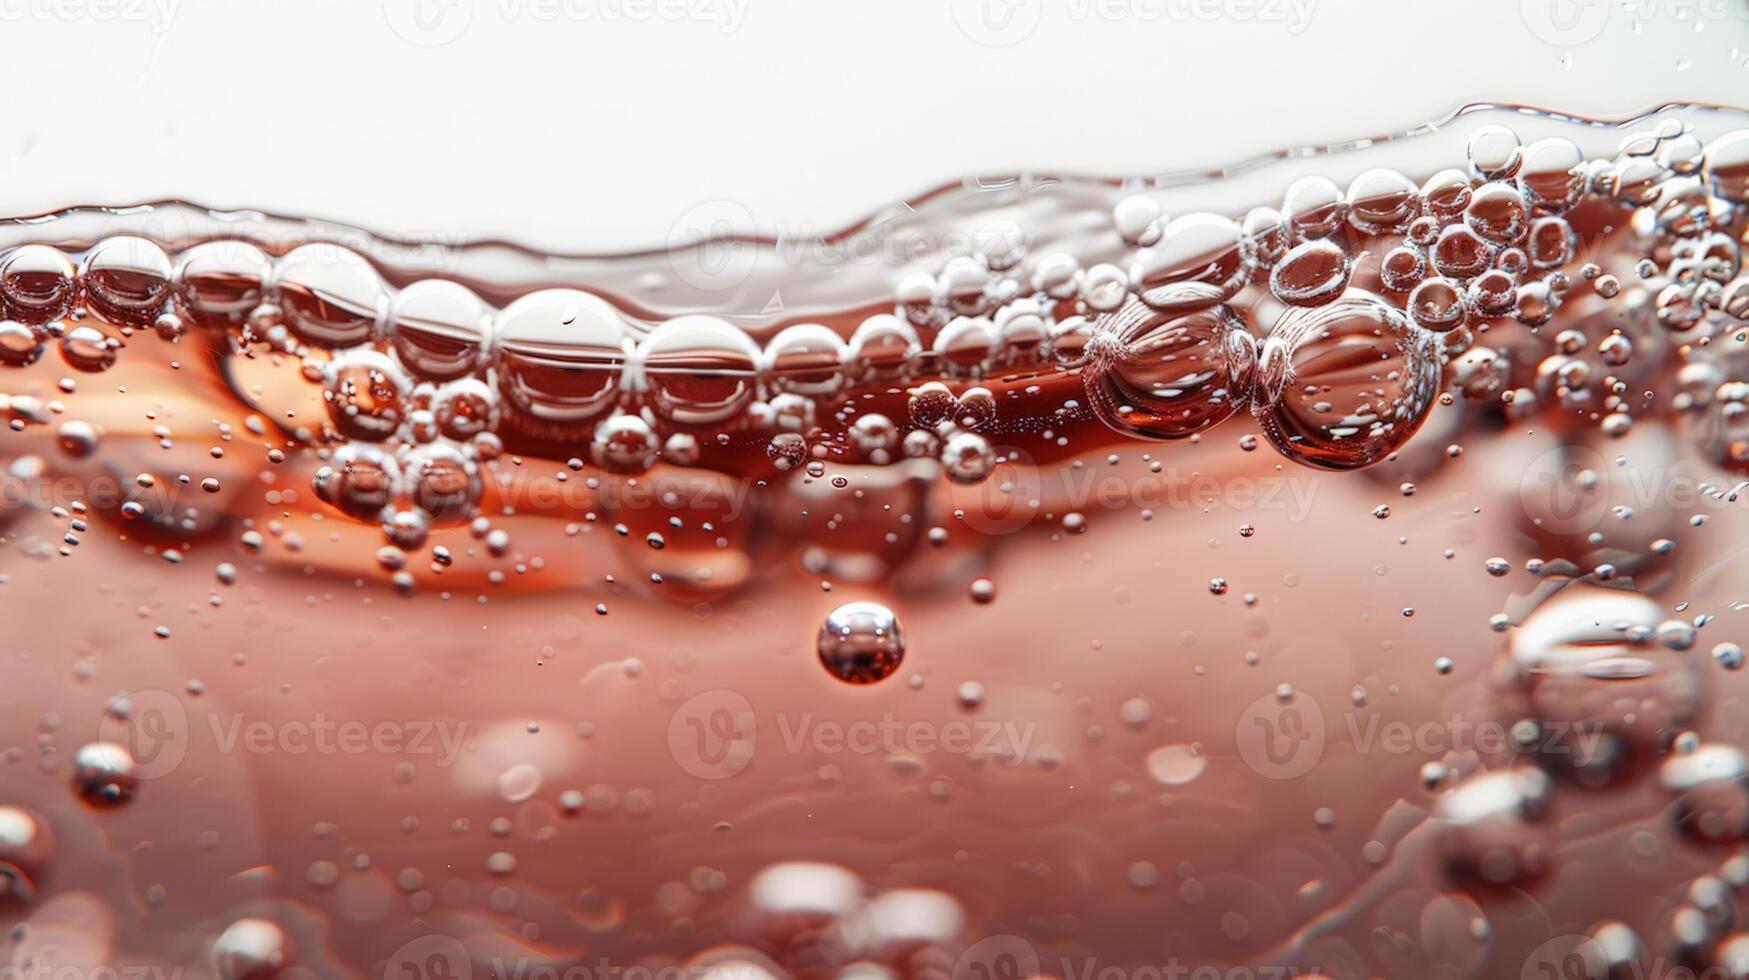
top-left (1345, 169), bottom-right (1420, 235)
top-left (1129, 213), bottom-right (1249, 315)
top-left (1281, 175), bottom-right (1346, 240)
top-left (389, 279), bottom-right (490, 381)
top-left (314, 444), bottom-right (400, 521)
top-left (175, 241), bottom-right (272, 327)
top-left (72, 742), bottom-right (137, 803)
top-left (1084, 302), bottom-right (1257, 440)
top-left (0, 246), bottom-right (77, 324)
top-left (591, 414), bottom-right (659, 475)
top-left (493, 289), bottom-right (628, 436)
top-left (1254, 291), bottom-right (1440, 470)
top-left (939, 431), bottom-right (995, 485)
top-left (402, 442), bottom-right (479, 525)
top-left (817, 602), bottom-right (905, 684)
top-left (1270, 240), bottom-right (1352, 307)
top-left (81, 236), bottom-right (172, 325)
top-left (640, 315), bottom-right (761, 425)
top-left (323, 350), bottom-right (411, 441)
top-left (272, 243), bottom-right (384, 348)
top-left (764, 323), bottom-right (847, 396)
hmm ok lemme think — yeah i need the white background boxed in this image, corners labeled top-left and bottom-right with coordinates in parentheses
top-left (0, 0), bottom-right (1744, 251)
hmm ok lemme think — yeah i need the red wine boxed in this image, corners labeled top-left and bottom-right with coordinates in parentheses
top-left (0, 103), bottom-right (1748, 980)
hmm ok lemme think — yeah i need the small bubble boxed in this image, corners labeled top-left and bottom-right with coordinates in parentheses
top-left (968, 577), bottom-right (997, 604)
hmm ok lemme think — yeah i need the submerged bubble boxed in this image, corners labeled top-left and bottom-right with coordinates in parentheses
top-left (176, 241), bottom-right (271, 328)
top-left (817, 602), bottom-right (905, 684)
top-left (1704, 129), bottom-right (1749, 202)
top-left (1146, 744), bottom-right (1206, 785)
top-left (432, 378), bottom-right (499, 440)
top-left (59, 325), bottom-right (117, 373)
top-left (764, 323), bottom-right (848, 396)
top-left (1432, 224), bottom-right (1494, 280)
top-left (494, 289), bottom-right (627, 437)
top-left (1436, 768), bottom-right (1551, 885)
top-left (767, 432), bottom-right (807, 472)
top-left (1345, 168), bottom-right (1421, 235)
top-left (81, 236), bottom-right (172, 325)
top-left (0, 320), bottom-right (45, 367)
top-left (1379, 247), bottom-right (1428, 293)
top-left (402, 442), bottom-right (479, 525)
top-left (0, 246), bottom-right (77, 324)
top-left (591, 413), bottom-right (659, 474)
top-left (389, 279), bottom-right (490, 381)
top-left (313, 444), bottom-right (400, 521)
top-left (213, 919), bottom-right (290, 980)
top-left (272, 243), bottom-right (384, 348)
top-left (1406, 278), bottom-right (1466, 333)
top-left (72, 741), bottom-right (137, 803)
top-left (0, 805), bottom-right (49, 900)
top-left (1517, 137), bottom-right (1586, 215)
top-left (1465, 183), bottom-right (1529, 246)
top-left (640, 315), bottom-right (761, 425)
top-left (1083, 301), bottom-right (1257, 440)
top-left (1281, 175), bottom-right (1346, 240)
top-left (323, 350), bottom-right (411, 441)
top-left (1253, 291), bottom-right (1441, 470)
top-left (939, 431), bottom-right (995, 485)
top-left (1270, 240), bottom-right (1352, 307)
top-left (1467, 124), bottom-right (1523, 181)
top-left (1129, 213), bottom-right (1249, 315)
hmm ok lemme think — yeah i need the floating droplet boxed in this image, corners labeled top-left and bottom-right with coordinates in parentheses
top-left (1254, 291), bottom-right (1440, 470)
top-left (817, 602), bottom-right (905, 685)
top-left (72, 741), bottom-right (137, 803)
top-left (1084, 301), bottom-right (1257, 440)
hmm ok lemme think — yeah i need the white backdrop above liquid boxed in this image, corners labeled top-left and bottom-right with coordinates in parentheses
top-left (0, 0), bottom-right (1743, 251)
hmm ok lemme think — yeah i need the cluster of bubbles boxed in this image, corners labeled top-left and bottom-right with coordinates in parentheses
top-left (0, 124), bottom-right (1743, 546)
top-left (1074, 124), bottom-right (1749, 471)
top-left (0, 236), bottom-right (1021, 543)
top-left (4, 119), bottom-right (1749, 979)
